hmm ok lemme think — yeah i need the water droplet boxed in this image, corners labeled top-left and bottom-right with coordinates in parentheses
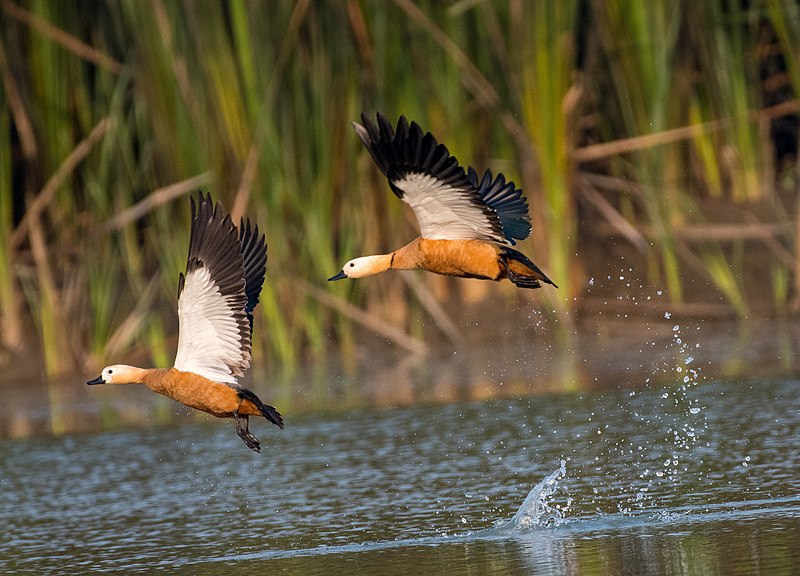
top-left (664, 311), bottom-right (671, 319)
top-left (689, 407), bottom-right (701, 415)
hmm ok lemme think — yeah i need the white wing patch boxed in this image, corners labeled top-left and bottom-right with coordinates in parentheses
top-left (394, 172), bottom-right (504, 242)
top-left (173, 267), bottom-right (248, 384)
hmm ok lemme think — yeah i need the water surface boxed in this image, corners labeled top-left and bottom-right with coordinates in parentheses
top-left (1, 375), bottom-right (798, 575)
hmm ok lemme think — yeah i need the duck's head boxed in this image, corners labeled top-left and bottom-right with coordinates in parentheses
top-left (87, 364), bottom-right (139, 385)
top-left (329, 255), bottom-right (392, 281)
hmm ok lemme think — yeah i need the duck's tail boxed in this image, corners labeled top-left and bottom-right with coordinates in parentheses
top-left (238, 388), bottom-right (285, 429)
top-left (501, 247), bottom-right (558, 289)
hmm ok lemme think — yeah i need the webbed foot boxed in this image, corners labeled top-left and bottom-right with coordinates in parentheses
top-left (234, 412), bottom-right (261, 453)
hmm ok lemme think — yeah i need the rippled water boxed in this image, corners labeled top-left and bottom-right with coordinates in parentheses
top-left (1, 374), bottom-right (799, 575)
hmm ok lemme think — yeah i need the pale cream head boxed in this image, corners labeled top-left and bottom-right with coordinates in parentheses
top-left (329, 255), bottom-right (392, 280)
top-left (87, 364), bottom-right (141, 385)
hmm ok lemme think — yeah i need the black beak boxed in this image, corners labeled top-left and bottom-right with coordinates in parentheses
top-left (87, 375), bottom-right (105, 385)
top-left (328, 270), bottom-right (347, 281)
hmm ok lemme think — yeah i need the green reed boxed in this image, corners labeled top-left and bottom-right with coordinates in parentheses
top-left (590, 0), bottom-right (687, 302)
top-left (688, 0), bottom-right (775, 314)
top-left (518, 0), bottom-right (580, 327)
top-left (701, 245), bottom-right (750, 318)
top-left (767, 0), bottom-right (800, 310)
top-left (772, 263), bottom-right (791, 315)
top-left (0, 104), bottom-right (21, 351)
top-left (767, 0), bottom-right (800, 91)
top-left (1, 1), bottom-right (797, 385)
top-left (693, 0), bottom-right (769, 203)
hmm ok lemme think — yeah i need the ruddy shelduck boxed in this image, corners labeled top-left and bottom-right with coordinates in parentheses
top-left (88, 193), bottom-right (283, 452)
top-left (329, 113), bottom-right (556, 289)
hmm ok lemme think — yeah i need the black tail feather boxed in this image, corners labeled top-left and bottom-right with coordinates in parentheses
top-left (501, 247), bottom-right (558, 289)
top-left (508, 273), bottom-right (544, 289)
top-left (238, 388), bottom-right (284, 429)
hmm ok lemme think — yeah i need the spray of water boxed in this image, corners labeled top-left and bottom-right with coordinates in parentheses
top-left (495, 460), bottom-right (570, 531)
top-left (559, 271), bottom-right (709, 516)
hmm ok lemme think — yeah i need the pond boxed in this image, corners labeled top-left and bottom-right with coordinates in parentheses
top-left (1, 368), bottom-right (798, 575)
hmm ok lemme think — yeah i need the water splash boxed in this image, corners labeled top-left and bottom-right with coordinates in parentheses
top-left (612, 321), bottom-right (708, 513)
top-left (503, 460), bottom-right (569, 530)
top-left (560, 272), bottom-right (710, 516)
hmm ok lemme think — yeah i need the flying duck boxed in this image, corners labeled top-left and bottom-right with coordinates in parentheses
top-left (329, 113), bottom-right (556, 289)
top-left (88, 193), bottom-right (283, 452)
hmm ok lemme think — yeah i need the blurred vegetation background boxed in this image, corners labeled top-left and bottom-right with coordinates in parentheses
top-left (2, 0), bottom-right (800, 388)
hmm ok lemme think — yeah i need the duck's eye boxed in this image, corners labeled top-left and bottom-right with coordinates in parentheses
top-left (108, 369), bottom-right (114, 374)
top-left (349, 262), bottom-right (355, 267)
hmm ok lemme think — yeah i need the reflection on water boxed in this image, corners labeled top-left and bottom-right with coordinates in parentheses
top-left (1, 375), bottom-right (799, 575)
top-left (2, 318), bottom-right (798, 441)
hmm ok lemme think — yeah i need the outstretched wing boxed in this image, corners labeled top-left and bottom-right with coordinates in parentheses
top-left (468, 167), bottom-right (531, 245)
top-left (353, 113), bottom-right (529, 245)
top-left (173, 193), bottom-right (252, 384)
top-left (237, 216), bottom-right (267, 333)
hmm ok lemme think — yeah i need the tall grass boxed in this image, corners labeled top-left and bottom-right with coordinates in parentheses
top-left (766, 0), bottom-right (800, 305)
top-left (692, 1), bottom-right (768, 203)
top-left (1, 1), bottom-right (798, 387)
top-left (0, 103), bottom-right (21, 351)
top-left (590, 0), bottom-right (687, 302)
top-left (517, 0), bottom-right (580, 330)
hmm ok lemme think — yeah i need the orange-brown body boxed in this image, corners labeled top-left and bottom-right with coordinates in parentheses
top-left (89, 363), bottom-right (283, 452)
top-left (333, 232), bottom-right (555, 288)
top-left (390, 238), bottom-right (552, 287)
top-left (392, 238), bottom-right (502, 279)
top-left (129, 367), bottom-right (262, 418)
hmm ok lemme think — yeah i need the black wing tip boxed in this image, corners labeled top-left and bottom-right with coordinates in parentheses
top-left (355, 112), bottom-right (470, 195)
top-left (473, 168), bottom-right (532, 244)
top-left (355, 112), bottom-right (418, 144)
top-left (238, 213), bottom-right (268, 321)
top-left (183, 189), bottom-right (246, 296)
top-left (356, 113), bottom-right (532, 244)
top-left (192, 190), bottom-right (214, 213)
